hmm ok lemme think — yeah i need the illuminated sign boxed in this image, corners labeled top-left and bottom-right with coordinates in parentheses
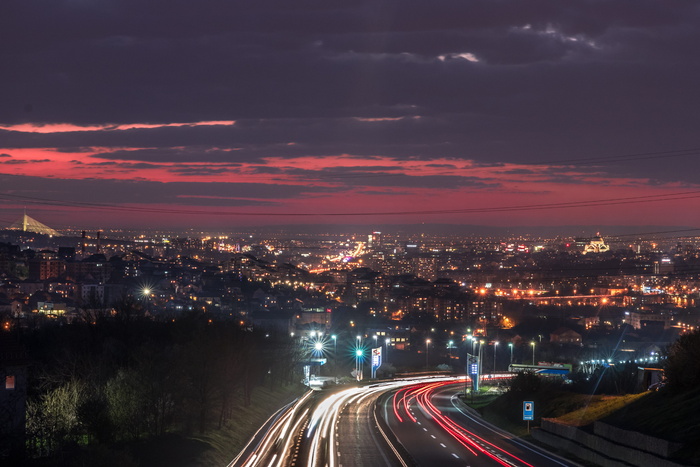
top-left (523, 401), bottom-right (534, 421)
top-left (372, 347), bottom-right (382, 369)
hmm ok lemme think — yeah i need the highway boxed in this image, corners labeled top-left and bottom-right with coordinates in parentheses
top-left (228, 381), bottom-right (414, 467)
top-left (383, 379), bottom-right (578, 467)
top-left (228, 377), bottom-right (577, 467)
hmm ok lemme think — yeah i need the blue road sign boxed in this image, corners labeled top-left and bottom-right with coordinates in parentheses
top-left (523, 401), bottom-right (534, 421)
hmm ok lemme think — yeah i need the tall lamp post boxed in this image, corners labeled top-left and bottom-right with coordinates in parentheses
top-left (356, 335), bottom-right (362, 380)
top-left (385, 338), bottom-right (390, 364)
top-left (448, 340), bottom-right (454, 360)
top-left (425, 339), bottom-right (431, 368)
top-left (531, 341), bottom-right (536, 366)
top-left (355, 349), bottom-right (363, 381)
top-left (508, 342), bottom-right (513, 366)
top-left (478, 340), bottom-right (485, 385)
top-left (493, 341), bottom-right (499, 373)
top-left (331, 334), bottom-right (337, 381)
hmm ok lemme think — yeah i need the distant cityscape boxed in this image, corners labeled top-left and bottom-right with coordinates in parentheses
top-left (2, 213), bottom-right (698, 354)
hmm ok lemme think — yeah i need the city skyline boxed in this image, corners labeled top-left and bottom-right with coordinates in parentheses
top-left (3, 2), bottom-right (700, 229)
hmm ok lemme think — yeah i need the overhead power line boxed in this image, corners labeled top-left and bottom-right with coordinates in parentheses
top-left (2, 189), bottom-right (700, 218)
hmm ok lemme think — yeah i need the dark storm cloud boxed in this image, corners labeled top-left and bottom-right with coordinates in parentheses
top-left (243, 165), bottom-right (498, 189)
top-left (0, 174), bottom-right (340, 207)
top-left (345, 173), bottom-right (497, 189)
top-left (0, 159), bottom-right (50, 165)
top-left (2, 0), bottom-right (700, 182)
top-left (501, 168), bottom-right (536, 175)
top-left (168, 166), bottom-right (231, 176)
top-left (91, 147), bottom-right (253, 164)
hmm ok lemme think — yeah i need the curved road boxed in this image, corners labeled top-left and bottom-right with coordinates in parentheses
top-left (229, 377), bottom-right (578, 467)
top-left (383, 380), bottom-right (578, 467)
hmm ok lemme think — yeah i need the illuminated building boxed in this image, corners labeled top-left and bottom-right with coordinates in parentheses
top-left (582, 233), bottom-right (610, 254)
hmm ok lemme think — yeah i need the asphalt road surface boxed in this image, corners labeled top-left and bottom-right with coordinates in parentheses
top-left (229, 377), bottom-right (578, 467)
top-left (383, 380), bottom-right (579, 467)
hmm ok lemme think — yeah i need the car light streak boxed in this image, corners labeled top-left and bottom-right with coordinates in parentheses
top-left (236, 392), bottom-right (313, 467)
top-left (233, 375), bottom-right (461, 467)
top-left (274, 408), bottom-right (309, 467)
top-left (394, 381), bottom-right (533, 467)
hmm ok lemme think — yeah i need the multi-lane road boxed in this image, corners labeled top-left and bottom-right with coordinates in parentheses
top-left (383, 379), bottom-right (576, 467)
top-left (229, 377), bottom-right (579, 467)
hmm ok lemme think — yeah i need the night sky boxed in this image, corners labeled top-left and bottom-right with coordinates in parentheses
top-left (2, 1), bottom-right (700, 230)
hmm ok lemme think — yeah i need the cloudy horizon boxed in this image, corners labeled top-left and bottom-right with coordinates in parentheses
top-left (3, 1), bottom-right (700, 230)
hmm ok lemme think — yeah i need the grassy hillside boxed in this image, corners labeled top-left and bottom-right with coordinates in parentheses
top-left (474, 386), bottom-right (700, 465)
top-left (601, 387), bottom-right (700, 465)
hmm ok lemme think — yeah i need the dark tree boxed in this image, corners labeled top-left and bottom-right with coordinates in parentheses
top-left (664, 329), bottom-right (700, 393)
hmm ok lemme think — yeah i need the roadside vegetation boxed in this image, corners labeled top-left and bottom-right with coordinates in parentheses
top-left (17, 311), bottom-right (304, 467)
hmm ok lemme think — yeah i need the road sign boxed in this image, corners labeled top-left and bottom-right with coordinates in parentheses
top-left (371, 347), bottom-right (382, 379)
top-left (523, 401), bottom-right (534, 421)
top-left (372, 347), bottom-right (382, 369)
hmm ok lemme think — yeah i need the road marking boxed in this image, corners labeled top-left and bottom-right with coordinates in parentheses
top-left (451, 453), bottom-right (459, 459)
top-left (449, 393), bottom-right (571, 466)
top-left (430, 435), bottom-right (436, 439)
top-left (440, 443), bottom-right (446, 448)
top-left (423, 427), bottom-right (428, 432)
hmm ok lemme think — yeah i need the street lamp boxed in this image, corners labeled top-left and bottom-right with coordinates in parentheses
top-left (508, 342), bottom-right (513, 365)
top-left (478, 340), bottom-right (485, 385)
top-left (448, 340), bottom-right (454, 360)
top-left (426, 339), bottom-right (431, 368)
top-left (373, 334), bottom-right (378, 349)
top-left (385, 338), bottom-right (390, 364)
top-left (331, 334), bottom-right (337, 380)
top-left (355, 336), bottom-right (361, 380)
top-left (531, 341), bottom-right (536, 365)
top-left (493, 341), bottom-right (499, 373)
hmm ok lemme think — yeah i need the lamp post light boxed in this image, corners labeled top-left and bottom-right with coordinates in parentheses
top-left (508, 342), bottom-right (513, 365)
top-left (448, 340), bottom-right (454, 360)
top-left (426, 339), bottom-right (431, 368)
top-left (493, 341), bottom-right (499, 373)
top-left (531, 341), bottom-right (536, 365)
top-left (385, 338), bottom-right (390, 363)
top-left (478, 340), bottom-right (485, 385)
top-left (331, 334), bottom-right (337, 380)
top-left (356, 335), bottom-right (362, 380)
